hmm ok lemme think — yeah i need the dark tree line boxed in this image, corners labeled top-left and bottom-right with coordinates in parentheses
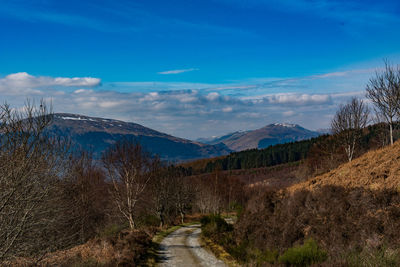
top-left (184, 136), bottom-right (326, 174)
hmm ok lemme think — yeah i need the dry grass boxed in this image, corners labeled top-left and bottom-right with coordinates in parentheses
top-left (289, 140), bottom-right (400, 193)
top-left (200, 236), bottom-right (240, 267)
top-left (7, 229), bottom-right (153, 266)
top-left (233, 141), bottom-right (400, 264)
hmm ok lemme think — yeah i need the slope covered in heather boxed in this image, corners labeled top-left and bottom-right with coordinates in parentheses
top-left (231, 141), bottom-right (400, 265)
top-left (289, 140), bottom-right (400, 192)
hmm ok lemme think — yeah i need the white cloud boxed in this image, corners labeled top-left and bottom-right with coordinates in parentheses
top-left (283, 110), bottom-right (295, 116)
top-left (158, 68), bottom-right (198, 75)
top-left (223, 107), bottom-right (233, 112)
top-left (98, 101), bottom-right (125, 108)
top-left (0, 72), bottom-right (101, 93)
top-left (52, 77), bottom-right (101, 87)
top-left (267, 93), bottom-right (332, 105)
top-left (74, 89), bottom-right (94, 94)
top-left (206, 92), bottom-right (220, 101)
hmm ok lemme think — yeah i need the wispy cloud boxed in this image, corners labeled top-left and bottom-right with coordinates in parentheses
top-left (217, 0), bottom-right (400, 26)
top-left (0, 2), bottom-right (122, 33)
top-left (0, 1), bottom-right (255, 37)
top-left (266, 93), bottom-right (332, 106)
top-left (277, 0), bottom-right (400, 25)
top-left (158, 68), bottom-right (199, 75)
top-left (309, 68), bottom-right (377, 79)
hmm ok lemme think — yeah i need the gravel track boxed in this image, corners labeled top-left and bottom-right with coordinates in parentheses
top-left (158, 224), bottom-right (226, 267)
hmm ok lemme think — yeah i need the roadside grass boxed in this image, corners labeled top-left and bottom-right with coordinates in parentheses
top-left (200, 236), bottom-right (240, 267)
top-left (199, 214), bottom-right (240, 266)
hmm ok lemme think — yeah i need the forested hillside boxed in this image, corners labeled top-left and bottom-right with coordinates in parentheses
top-left (183, 122), bottom-right (400, 176)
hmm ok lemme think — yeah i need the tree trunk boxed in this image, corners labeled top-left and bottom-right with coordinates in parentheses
top-left (390, 122), bottom-right (394, 145)
top-left (159, 211), bottom-right (165, 228)
top-left (128, 214), bottom-right (135, 230)
top-left (180, 211), bottom-right (185, 224)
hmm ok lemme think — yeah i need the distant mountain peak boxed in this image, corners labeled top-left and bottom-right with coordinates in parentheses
top-left (271, 123), bottom-right (298, 128)
top-left (49, 113), bottom-right (231, 161)
top-left (198, 123), bottom-right (321, 151)
top-left (55, 113), bottom-right (122, 123)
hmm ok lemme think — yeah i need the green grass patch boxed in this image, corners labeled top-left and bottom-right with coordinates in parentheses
top-left (251, 248), bottom-right (279, 265)
top-left (278, 238), bottom-right (328, 266)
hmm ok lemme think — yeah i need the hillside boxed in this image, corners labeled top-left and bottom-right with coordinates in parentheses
top-left (290, 140), bottom-right (400, 192)
top-left (231, 140), bottom-right (400, 265)
top-left (48, 113), bottom-right (231, 161)
top-left (199, 123), bottom-right (320, 151)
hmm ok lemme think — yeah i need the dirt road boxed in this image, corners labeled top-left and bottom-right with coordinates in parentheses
top-left (158, 224), bottom-right (226, 267)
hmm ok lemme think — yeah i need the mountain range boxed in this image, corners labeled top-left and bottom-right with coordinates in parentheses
top-left (48, 114), bottom-right (321, 161)
top-left (197, 123), bottom-right (320, 151)
top-left (48, 113), bottom-right (231, 161)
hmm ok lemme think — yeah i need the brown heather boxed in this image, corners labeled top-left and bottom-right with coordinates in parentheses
top-left (9, 230), bottom-right (153, 266)
top-left (289, 140), bottom-right (400, 192)
top-left (234, 141), bottom-right (400, 264)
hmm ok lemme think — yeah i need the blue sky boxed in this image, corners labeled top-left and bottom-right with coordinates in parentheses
top-left (1, 0), bottom-right (400, 139)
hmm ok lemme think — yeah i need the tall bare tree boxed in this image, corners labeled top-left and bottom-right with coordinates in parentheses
top-left (0, 100), bottom-right (70, 260)
top-left (102, 140), bottom-right (159, 230)
top-left (366, 62), bottom-right (400, 145)
top-left (172, 174), bottom-right (194, 224)
top-left (150, 166), bottom-right (173, 228)
top-left (331, 97), bottom-right (369, 162)
top-left (62, 151), bottom-right (109, 243)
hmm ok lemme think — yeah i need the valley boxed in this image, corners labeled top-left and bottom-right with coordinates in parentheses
top-left (3, 1), bottom-right (400, 266)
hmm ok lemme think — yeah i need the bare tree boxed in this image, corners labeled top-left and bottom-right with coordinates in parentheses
top-left (366, 62), bottom-right (400, 145)
top-left (372, 111), bottom-right (391, 148)
top-left (150, 166), bottom-right (173, 228)
top-left (172, 175), bottom-right (194, 224)
top-left (102, 140), bottom-right (159, 230)
top-left (62, 151), bottom-right (109, 243)
top-left (331, 97), bottom-right (369, 162)
top-left (0, 100), bottom-right (70, 260)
